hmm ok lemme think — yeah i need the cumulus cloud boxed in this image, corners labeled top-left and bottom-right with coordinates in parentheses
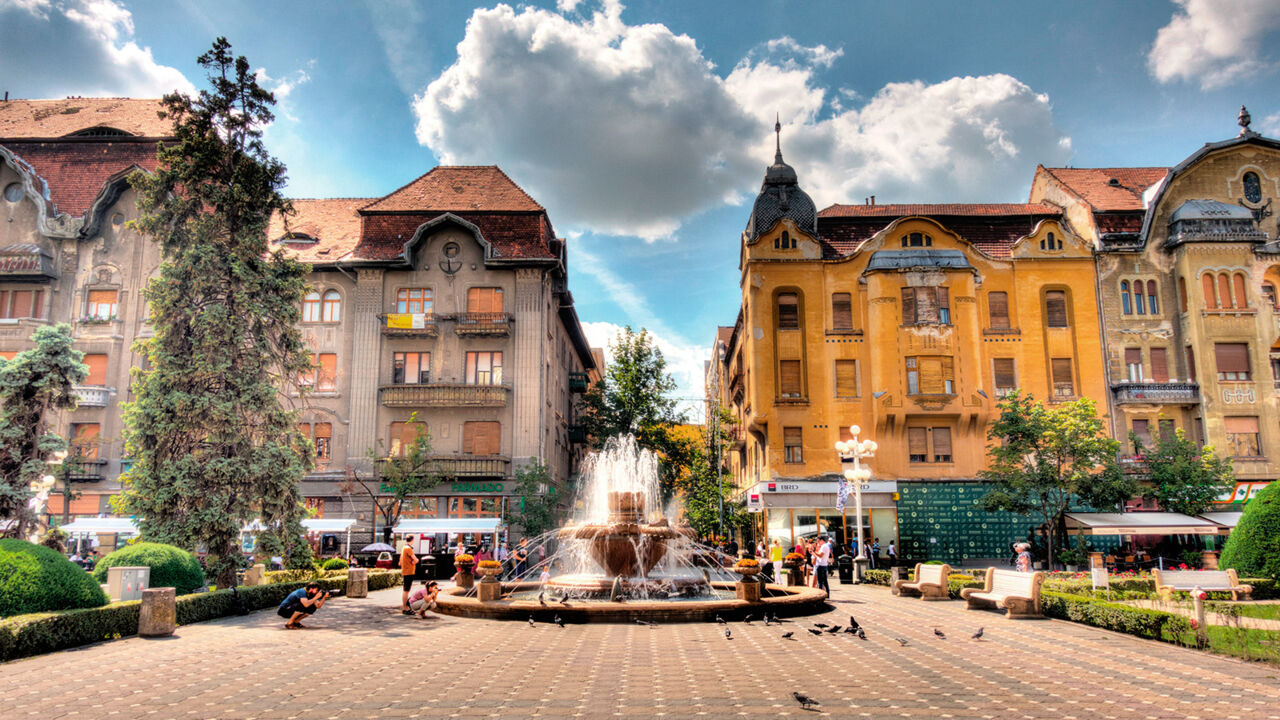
top-left (0, 0), bottom-right (193, 98)
top-left (1148, 0), bottom-right (1280, 89)
top-left (1261, 111), bottom-right (1280, 137)
top-left (255, 64), bottom-right (313, 122)
top-left (412, 2), bottom-right (1071, 239)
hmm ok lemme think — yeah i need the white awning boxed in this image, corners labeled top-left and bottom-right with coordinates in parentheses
top-left (59, 518), bottom-right (140, 535)
top-left (301, 518), bottom-right (358, 533)
top-left (1198, 512), bottom-right (1244, 533)
top-left (392, 518), bottom-right (504, 535)
top-left (1064, 512), bottom-right (1219, 536)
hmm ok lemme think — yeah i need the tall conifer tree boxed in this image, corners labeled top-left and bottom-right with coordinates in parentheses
top-left (120, 38), bottom-right (314, 585)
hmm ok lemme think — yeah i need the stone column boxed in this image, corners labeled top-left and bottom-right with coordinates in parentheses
top-left (138, 587), bottom-right (176, 637)
top-left (346, 567), bottom-right (368, 598)
top-left (348, 269), bottom-right (384, 460)
top-left (511, 268), bottom-right (545, 464)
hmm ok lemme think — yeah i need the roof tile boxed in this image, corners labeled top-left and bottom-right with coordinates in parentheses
top-left (819, 202), bottom-right (1059, 218)
top-left (359, 166), bottom-right (543, 213)
top-left (0, 98), bottom-right (172, 138)
top-left (2, 140), bottom-right (160, 216)
top-left (1038, 167), bottom-right (1167, 211)
top-left (268, 198), bottom-right (370, 263)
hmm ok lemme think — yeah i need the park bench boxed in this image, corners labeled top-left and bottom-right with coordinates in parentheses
top-left (960, 568), bottom-right (1045, 619)
top-left (892, 562), bottom-right (952, 600)
top-left (1153, 568), bottom-right (1252, 601)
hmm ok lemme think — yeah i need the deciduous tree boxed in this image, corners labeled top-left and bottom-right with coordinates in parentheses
top-left (502, 460), bottom-right (559, 540)
top-left (1134, 428), bottom-right (1233, 517)
top-left (341, 416), bottom-right (441, 543)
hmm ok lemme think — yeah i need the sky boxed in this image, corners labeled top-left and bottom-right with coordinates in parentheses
top-left (3, 0), bottom-right (1280, 415)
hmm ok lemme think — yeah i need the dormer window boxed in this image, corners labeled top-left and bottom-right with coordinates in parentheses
top-left (774, 231), bottom-right (794, 249)
top-left (1243, 172), bottom-right (1262, 204)
top-left (901, 232), bottom-right (932, 248)
top-left (65, 126), bottom-right (132, 138)
top-left (1040, 232), bottom-right (1062, 251)
top-left (281, 232), bottom-right (317, 245)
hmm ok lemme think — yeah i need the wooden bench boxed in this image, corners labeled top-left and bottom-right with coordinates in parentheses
top-left (1154, 569), bottom-right (1252, 601)
top-left (960, 568), bottom-right (1045, 619)
top-left (892, 563), bottom-right (952, 600)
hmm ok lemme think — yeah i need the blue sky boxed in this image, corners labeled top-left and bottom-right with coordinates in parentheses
top-left (3, 0), bottom-right (1280, 413)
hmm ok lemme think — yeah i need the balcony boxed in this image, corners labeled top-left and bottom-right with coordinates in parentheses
top-left (378, 383), bottom-right (509, 408)
top-left (454, 312), bottom-right (512, 336)
top-left (1111, 381), bottom-right (1200, 405)
top-left (568, 424), bottom-right (588, 444)
top-left (66, 458), bottom-right (108, 482)
top-left (1117, 455), bottom-right (1146, 474)
top-left (568, 371), bottom-right (589, 393)
top-left (379, 313), bottom-right (438, 337)
top-left (72, 385), bottom-right (110, 407)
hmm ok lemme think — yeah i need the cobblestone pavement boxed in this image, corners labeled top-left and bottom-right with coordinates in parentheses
top-left (8, 582), bottom-right (1280, 719)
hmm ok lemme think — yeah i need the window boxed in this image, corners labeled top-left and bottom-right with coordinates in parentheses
top-left (3, 182), bottom-right (22, 202)
top-left (1135, 282), bottom-right (1146, 314)
top-left (302, 291), bottom-right (321, 322)
top-left (462, 421), bottom-right (501, 455)
top-left (465, 351), bottom-right (503, 385)
top-left (449, 497), bottom-right (501, 518)
top-left (1040, 232), bottom-right (1061, 251)
top-left (1147, 281), bottom-right (1159, 314)
top-left (1218, 274), bottom-right (1232, 309)
top-left (779, 360), bottom-right (802, 398)
top-left (301, 353), bottom-right (338, 390)
top-left (388, 421), bottom-right (427, 456)
top-left (1271, 354), bottom-right (1280, 387)
top-left (993, 358), bottom-right (1017, 397)
top-left (1121, 281), bottom-right (1132, 315)
top-left (399, 497), bottom-right (440, 519)
top-left (1215, 343), bottom-right (1251, 381)
top-left (1203, 273), bottom-right (1218, 309)
top-left (83, 354), bottom-right (108, 386)
top-left (908, 426), bottom-right (952, 463)
top-left (901, 232), bottom-right (932, 247)
top-left (396, 288), bottom-right (433, 314)
top-left (901, 287), bottom-right (950, 325)
top-left (906, 356), bottom-right (954, 395)
top-left (304, 497), bottom-right (325, 516)
top-left (1051, 358), bottom-right (1074, 397)
top-left (1132, 419), bottom-right (1152, 450)
top-left (392, 352), bottom-right (430, 384)
top-left (0, 351), bottom-right (16, 361)
top-left (1125, 348), bottom-right (1143, 382)
top-left (831, 293), bottom-right (853, 330)
top-left (1233, 273), bottom-right (1248, 309)
top-left (1179, 277), bottom-right (1188, 312)
top-left (777, 293), bottom-right (799, 329)
top-left (70, 423), bottom-right (100, 460)
top-left (1186, 346), bottom-right (1197, 382)
top-left (1150, 348), bottom-right (1169, 382)
top-left (987, 291), bottom-right (1010, 329)
top-left (321, 290), bottom-right (341, 322)
top-left (1159, 419), bottom-right (1176, 442)
top-left (467, 287), bottom-right (504, 314)
top-left (1264, 282), bottom-right (1278, 309)
top-left (783, 427), bottom-right (802, 463)
top-left (0, 290), bottom-right (42, 319)
top-left (775, 231), bottom-right (794, 249)
top-left (1225, 416), bottom-right (1261, 457)
top-left (834, 359), bottom-right (858, 398)
top-left (1044, 290), bottom-right (1068, 327)
top-left (299, 422), bottom-right (332, 460)
top-left (86, 289), bottom-right (117, 320)
top-left (1244, 172), bottom-right (1262, 204)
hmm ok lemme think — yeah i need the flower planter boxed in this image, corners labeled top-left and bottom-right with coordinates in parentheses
top-left (455, 564), bottom-right (475, 589)
top-left (477, 565), bottom-right (502, 580)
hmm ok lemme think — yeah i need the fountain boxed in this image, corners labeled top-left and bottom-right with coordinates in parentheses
top-left (432, 435), bottom-right (827, 622)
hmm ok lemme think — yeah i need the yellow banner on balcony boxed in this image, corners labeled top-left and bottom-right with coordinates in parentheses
top-left (385, 313), bottom-right (429, 329)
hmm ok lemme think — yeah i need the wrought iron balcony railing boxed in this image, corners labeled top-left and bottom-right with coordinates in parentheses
top-left (380, 454), bottom-right (509, 478)
top-left (379, 313), bottom-right (439, 337)
top-left (1111, 381), bottom-right (1201, 405)
top-left (378, 383), bottom-right (509, 408)
top-left (454, 312), bottom-right (513, 336)
top-left (568, 371), bottom-right (589, 393)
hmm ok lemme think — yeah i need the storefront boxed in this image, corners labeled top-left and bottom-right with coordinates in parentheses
top-left (751, 479), bottom-right (898, 552)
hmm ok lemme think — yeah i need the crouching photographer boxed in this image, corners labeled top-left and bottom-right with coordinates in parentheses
top-left (277, 581), bottom-right (341, 628)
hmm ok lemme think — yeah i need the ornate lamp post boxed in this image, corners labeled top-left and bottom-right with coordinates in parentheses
top-left (835, 425), bottom-right (876, 579)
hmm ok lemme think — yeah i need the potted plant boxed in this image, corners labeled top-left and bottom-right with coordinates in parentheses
top-left (1057, 548), bottom-right (1081, 573)
top-left (454, 553), bottom-right (475, 588)
top-left (733, 557), bottom-right (761, 581)
top-left (477, 559), bottom-right (503, 581)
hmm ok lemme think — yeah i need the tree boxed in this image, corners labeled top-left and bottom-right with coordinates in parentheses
top-left (978, 392), bottom-right (1136, 568)
top-left (0, 324), bottom-right (86, 539)
top-left (1134, 428), bottom-right (1233, 517)
top-left (675, 407), bottom-right (747, 539)
top-left (580, 326), bottom-right (692, 496)
top-left (118, 38), bottom-right (314, 587)
top-left (341, 417), bottom-right (441, 543)
top-left (502, 460), bottom-right (560, 539)
top-left (1219, 480), bottom-right (1280, 581)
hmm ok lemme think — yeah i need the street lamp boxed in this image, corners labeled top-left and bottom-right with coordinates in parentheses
top-left (835, 425), bottom-right (877, 580)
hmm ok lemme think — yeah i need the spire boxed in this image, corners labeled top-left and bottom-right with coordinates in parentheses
top-left (774, 113), bottom-right (783, 163)
top-left (1239, 105), bottom-right (1254, 137)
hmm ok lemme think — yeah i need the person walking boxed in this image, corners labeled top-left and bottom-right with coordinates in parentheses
top-left (769, 538), bottom-right (784, 581)
top-left (497, 541), bottom-right (511, 578)
top-left (868, 537), bottom-right (880, 570)
top-left (513, 538), bottom-right (530, 579)
top-left (1015, 543), bottom-right (1033, 573)
top-left (887, 540), bottom-right (898, 567)
top-left (399, 539), bottom-right (419, 614)
top-left (814, 535), bottom-right (832, 598)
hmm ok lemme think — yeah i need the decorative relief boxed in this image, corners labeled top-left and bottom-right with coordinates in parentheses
top-left (355, 269), bottom-right (382, 311)
top-left (1221, 385), bottom-right (1256, 405)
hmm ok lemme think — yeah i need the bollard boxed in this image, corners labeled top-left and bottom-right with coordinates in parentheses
top-left (346, 567), bottom-right (368, 598)
top-left (138, 587), bottom-right (176, 637)
top-left (1192, 585), bottom-right (1209, 647)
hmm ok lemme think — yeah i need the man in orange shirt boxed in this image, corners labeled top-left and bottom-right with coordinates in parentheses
top-left (399, 536), bottom-right (419, 614)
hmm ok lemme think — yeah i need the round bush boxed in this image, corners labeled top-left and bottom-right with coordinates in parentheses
top-left (321, 558), bottom-right (348, 571)
top-left (0, 538), bottom-right (107, 617)
top-left (1221, 482), bottom-right (1280, 581)
top-left (92, 542), bottom-right (205, 595)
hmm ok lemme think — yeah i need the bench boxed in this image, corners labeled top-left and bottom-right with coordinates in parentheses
top-left (960, 568), bottom-right (1045, 619)
top-left (892, 563), bottom-right (952, 600)
top-left (1154, 569), bottom-right (1252, 601)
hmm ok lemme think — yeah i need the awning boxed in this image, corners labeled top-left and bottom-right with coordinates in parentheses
top-left (59, 517), bottom-right (139, 535)
top-left (301, 518), bottom-right (358, 533)
top-left (1064, 512), bottom-right (1220, 536)
top-left (392, 518), bottom-right (503, 535)
top-left (1198, 512), bottom-right (1243, 533)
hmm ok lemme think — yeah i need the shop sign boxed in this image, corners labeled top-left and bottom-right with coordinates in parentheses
top-left (761, 480), bottom-right (897, 494)
top-left (450, 481), bottom-right (504, 494)
top-left (747, 493), bottom-right (763, 513)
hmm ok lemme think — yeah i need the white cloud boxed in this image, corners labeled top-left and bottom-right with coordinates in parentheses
top-left (1148, 0), bottom-right (1280, 90)
top-left (0, 0), bottom-right (194, 98)
top-left (580, 320), bottom-right (710, 422)
top-left (413, 2), bottom-right (1071, 239)
top-left (363, 0), bottom-right (435, 96)
top-left (1261, 111), bottom-right (1280, 137)
top-left (255, 64), bottom-right (313, 122)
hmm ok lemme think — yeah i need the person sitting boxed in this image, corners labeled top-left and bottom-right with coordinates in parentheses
top-left (408, 581), bottom-right (440, 617)
top-left (277, 581), bottom-right (330, 628)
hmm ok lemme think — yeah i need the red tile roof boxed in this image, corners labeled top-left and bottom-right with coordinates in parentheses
top-left (351, 211), bottom-right (555, 261)
top-left (268, 198), bottom-right (371, 263)
top-left (2, 139), bottom-right (160, 216)
top-left (819, 202), bottom-right (1059, 218)
top-left (0, 98), bottom-right (172, 138)
top-left (1036, 167), bottom-right (1167, 211)
top-left (1094, 211), bottom-right (1145, 235)
top-left (360, 166), bottom-right (543, 213)
top-left (817, 203), bottom-right (1060, 259)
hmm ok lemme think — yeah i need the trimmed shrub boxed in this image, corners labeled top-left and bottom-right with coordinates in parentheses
top-left (863, 569), bottom-right (891, 586)
top-left (321, 558), bottom-right (349, 571)
top-left (265, 568), bottom-right (321, 584)
top-left (1221, 481), bottom-right (1280, 581)
top-left (92, 542), bottom-right (205, 595)
top-left (0, 539), bottom-right (107, 617)
top-left (1041, 590), bottom-right (1190, 640)
top-left (947, 574), bottom-right (985, 599)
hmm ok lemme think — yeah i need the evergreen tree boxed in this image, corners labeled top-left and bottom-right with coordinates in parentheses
top-left (0, 325), bottom-right (86, 538)
top-left (1134, 428), bottom-right (1233, 517)
top-left (1220, 481), bottom-right (1280, 581)
top-left (119, 38), bottom-right (314, 587)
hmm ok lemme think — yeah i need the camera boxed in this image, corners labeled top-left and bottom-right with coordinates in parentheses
top-left (325, 588), bottom-right (344, 597)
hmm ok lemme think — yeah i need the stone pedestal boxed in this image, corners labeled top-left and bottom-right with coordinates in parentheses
top-left (1201, 551), bottom-right (1220, 570)
top-left (456, 572), bottom-right (475, 589)
top-left (346, 568), bottom-right (368, 598)
top-left (735, 579), bottom-right (762, 602)
top-left (243, 564), bottom-right (266, 586)
top-left (784, 567), bottom-right (804, 586)
top-left (138, 587), bottom-right (176, 637)
top-left (477, 578), bottom-right (503, 602)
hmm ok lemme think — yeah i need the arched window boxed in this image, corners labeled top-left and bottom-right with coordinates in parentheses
top-left (321, 290), bottom-right (341, 322)
top-left (901, 233), bottom-right (931, 247)
top-left (1040, 232), bottom-right (1060, 251)
top-left (1233, 273), bottom-right (1248, 309)
top-left (1178, 277), bottom-right (1188, 312)
top-left (1146, 280), bottom-right (1158, 314)
top-left (1202, 274), bottom-right (1218, 309)
top-left (1218, 273), bottom-right (1233, 309)
top-left (1243, 172), bottom-right (1262, 204)
top-left (1135, 282), bottom-right (1146, 314)
top-left (1044, 290), bottom-right (1068, 328)
top-left (1263, 282), bottom-right (1277, 309)
top-left (1120, 281), bottom-right (1132, 315)
top-left (302, 291), bottom-right (321, 322)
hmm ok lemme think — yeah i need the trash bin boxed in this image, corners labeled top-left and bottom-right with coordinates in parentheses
top-left (837, 554), bottom-right (854, 584)
top-left (418, 554), bottom-right (436, 581)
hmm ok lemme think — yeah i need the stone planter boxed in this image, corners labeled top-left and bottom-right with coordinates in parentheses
top-left (477, 579), bottom-right (503, 602)
top-left (477, 565), bottom-right (503, 580)
top-left (784, 565), bottom-right (804, 586)
top-left (733, 564), bottom-right (761, 581)
top-left (455, 566), bottom-right (475, 589)
top-left (735, 580), bottom-right (762, 602)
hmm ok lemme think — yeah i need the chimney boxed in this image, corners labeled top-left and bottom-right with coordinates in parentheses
top-left (3, 92), bottom-right (7, 102)
top-left (870, 195), bottom-right (876, 206)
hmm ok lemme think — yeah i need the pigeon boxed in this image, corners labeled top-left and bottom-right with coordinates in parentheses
top-left (895, 637), bottom-right (909, 646)
top-left (848, 615), bottom-right (860, 631)
top-left (538, 591), bottom-right (546, 606)
top-left (724, 628), bottom-right (732, 640)
top-left (813, 622), bottom-right (829, 629)
top-left (781, 631), bottom-right (794, 640)
top-left (807, 628), bottom-right (823, 636)
top-left (825, 625), bottom-right (841, 634)
top-left (559, 595), bottom-right (571, 606)
top-left (856, 627), bottom-right (867, 640)
top-left (528, 616), bottom-right (536, 627)
top-left (715, 614), bottom-right (726, 624)
top-left (635, 619), bottom-right (654, 626)
top-left (971, 627), bottom-right (984, 641)
top-left (763, 615), bottom-right (773, 626)
top-left (743, 614), bottom-right (753, 624)
top-left (843, 626), bottom-right (857, 634)
top-left (933, 628), bottom-right (947, 640)
top-left (554, 614), bottom-right (564, 628)
top-left (792, 691), bottom-right (819, 710)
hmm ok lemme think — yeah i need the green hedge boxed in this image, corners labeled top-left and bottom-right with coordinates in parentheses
top-left (92, 542), bottom-right (205, 595)
top-left (1041, 590), bottom-right (1190, 640)
top-left (0, 539), bottom-right (107, 616)
top-left (321, 558), bottom-right (349, 571)
top-left (863, 569), bottom-right (891, 586)
top-left (0, 570), bottom-right (400, 662)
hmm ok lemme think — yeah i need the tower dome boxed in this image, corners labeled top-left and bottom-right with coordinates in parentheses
top-left (746, 118), bottom-right (817, 241)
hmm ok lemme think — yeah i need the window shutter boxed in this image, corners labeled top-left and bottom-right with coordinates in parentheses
top-left (11, 291), bottom-right (33, 318)
top-left (777, 293), bottom-right (799, 328)
top-left (1158, 419), bottom-right (1175, 442)
top-left (916, 287), bottom-right (937, 323)
top-left (907, 428), bottom-right (927, 456)
top-left (940, 356), bottom-right (954, 390)
top-left (1150, 348), bottom-right (1169, 382)
top-left (901, 287), bottom-right (916, 324)
top-left (1218, 274), bottom-right (1232, 309)
top-left (1225, 416), bottom-right (1259, 434)
top-left (1202, 274), bottom-right (1217, 309)
top-left (1132, 419), bottom-right (1151, 446)
top-left (87, 289), bottom-right (116, 307)
top-left (72, 423), bottom-right (100, 459)
top-left (937, 287), bottom-right (950, 313)
top-left (462, 422), bottom-right (476, 455)
top-left (1125, 348), bottom-right (1141, 366)
top-left (993, 358), bottom-right (1015, 389)
top-left (1215, 343), bottom-right (1250, 374)
top-left (931, 427), bottom-right (952, 458)
top-left (1051, 358), bottom-right (1073, 385)
top-left (1233, 273), bottom-right (1248, 309)
top-left (315, 423), bottom-right (331, 440)
top-left (318, 354), bottom-right (337, 390)
top-left (83, 354), bottom-right (108, 385)
top-left (834, 360), bottom-right (857, 397)
top-left (988, 292), bottom-right (1009, 328)
top-left (1045, 290), bottom-right (1068, 327)
top-left (1179, 277), bottom-right (1188, 312)
top-left (779, 360), bottom-right (802, 396)
top-left (784, 427), bottom-right (802, 445)
top-left (919, 357), bottom-right (943, 394)
top-left (832, 293), bottom-right (853, 330)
